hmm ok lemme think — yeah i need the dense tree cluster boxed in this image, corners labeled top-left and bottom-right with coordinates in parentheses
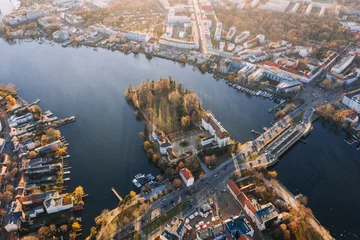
top-left (125, 78), bottom-right (203, 133)
top-left (215, 7), bottom-right (353, 46)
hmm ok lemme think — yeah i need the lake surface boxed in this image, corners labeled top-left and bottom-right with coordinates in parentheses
top-left (1, 39), bottom-right (360, 239)
top-left (276, 119), bottom-right (360, 240)
top-left (0, 40), bottom-right (276, 236)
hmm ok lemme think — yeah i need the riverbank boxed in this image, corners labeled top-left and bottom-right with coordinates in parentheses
top-left (0, 85), bottom-right (85, 239)
top-left (1, 40), bottom-right (358, 238)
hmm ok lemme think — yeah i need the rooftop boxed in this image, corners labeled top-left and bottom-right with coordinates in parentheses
top-left (180, 167), bottom-right (194, 180)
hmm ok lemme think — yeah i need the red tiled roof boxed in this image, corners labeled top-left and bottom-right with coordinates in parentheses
top-left (346, 112), bottom-right (358, 120)
top-left (180, 168), bottom-right (194, 181)
top-left (203, 114), bottom-right (230, 139)
top-left (239, 234), bottom-right (251, 240)
top-left (238, 192), bottom-right (257, 214)
top-left (227, 179), bottom-right (241, 196)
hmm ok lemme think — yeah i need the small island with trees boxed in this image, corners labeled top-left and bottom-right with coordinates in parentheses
top-left (125, 77), bottom-right (235, 177)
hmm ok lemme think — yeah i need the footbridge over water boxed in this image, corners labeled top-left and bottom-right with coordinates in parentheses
top-left (232, 114), bottom-right (311, 171)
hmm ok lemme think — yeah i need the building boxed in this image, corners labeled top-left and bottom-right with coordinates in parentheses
top-left (161, 217), bottom-right (186, 239)
top-left (151, 130), bottom-right (173, 155)
top-left (226, 26), bottom-right (236, 41)
top-left (44, 195), bottom-right (73, 214)
top-left (343, 112), bottom-right (359, 125)
top-left (201, 113), bottom-right (230, 147)
top-left (342, 90), bottom-right (360, 114)
top-left (180, 167), bottom-right (194, 187)
top-left (26, 11), bottom-right (44, 21)
top-left (327, 52), bottom-right (359, 85)
top-left (197, 214), bottom-right (254, 239)
top-left (35, 140), bottom-right (62, 155)
top-left (168, 7), bottom-right (191, 24)
top-left (3, 200), bottom-right (25, 232)
top-left (243, 35), bottom-right (265, 49)
top-left (227, 180), bottom-right (279, 231)
top-left (214, 22), bottom-right (222, 41)
top-left (258, 0), bottom-right (291, 13)
top-left (248, 62), bottom-right (302, 93)
top-left (331, 52), bottom-right (355, 74)
top-left (8, 113), bottom-right (33, 128)
top-left (235, 31), bottom-right (250, 44)
top-left (119, 30), bottom-right (152, 43)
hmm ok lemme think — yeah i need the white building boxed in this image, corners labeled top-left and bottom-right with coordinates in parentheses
top-left (235, 31), bottom-right (250, 44)
top-left (201, 113), bottom-right (230, 147)
top-left (44, 195), bottom-right (73, 214)
top-left (119, 31), bottom-right (151, 43)
top-left (244, 34), bottom-right (265, 49)
top-left (342, 91), bottom-right (360, 114)
top-left (179, 167), bottom-right (194, 187)
top-left (331, 52), bottom-right (355, 74)
top-left (214, 22), bottom-right (222, 41)
top-left (226, 26), bottom-right (236, 41)
top-left (258, 0), bottom-right (291, 13)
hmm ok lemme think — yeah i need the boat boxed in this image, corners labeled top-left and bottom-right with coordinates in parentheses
top-left (133, 173), bottom-right (155, 188)
top-left (43, 110), bottom-right (53, 117)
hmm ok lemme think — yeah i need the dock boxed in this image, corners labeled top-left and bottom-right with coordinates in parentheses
top-left (111, 187), bottom-right (123, 201)
top-left (251, 130), bottom-right (261, 136)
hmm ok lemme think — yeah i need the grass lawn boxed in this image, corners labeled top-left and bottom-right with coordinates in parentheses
top-left (142, 201), bottom-right (189, 234)
top-left (292, 110), bottom-right (305, 124)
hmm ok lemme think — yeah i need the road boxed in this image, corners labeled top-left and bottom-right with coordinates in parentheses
top-left (108, 83), bottom-right (352, 240)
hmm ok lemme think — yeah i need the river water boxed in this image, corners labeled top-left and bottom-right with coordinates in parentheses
top-left (0, 39), bottom-right (359, 239)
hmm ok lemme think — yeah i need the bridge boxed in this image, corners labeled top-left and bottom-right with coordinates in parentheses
top-left (233, 113), bottom-right (310, 172)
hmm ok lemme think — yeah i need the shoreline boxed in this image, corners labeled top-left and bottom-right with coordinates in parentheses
top-left (0, 87), bottom-right (84, 239)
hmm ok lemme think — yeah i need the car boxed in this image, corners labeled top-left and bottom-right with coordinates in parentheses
top-left (214, 174), bottom-right (218, 177)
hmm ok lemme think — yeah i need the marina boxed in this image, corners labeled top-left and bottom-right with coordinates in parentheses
top-left (132, 173), bottom-right (155, 188)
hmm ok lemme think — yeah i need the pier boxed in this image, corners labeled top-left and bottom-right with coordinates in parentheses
top-left (111, 187), bottom-right (123, 201)
top-left (233, 114), bottom-right (310, 171)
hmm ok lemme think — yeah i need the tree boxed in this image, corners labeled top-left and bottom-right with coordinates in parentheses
top-left (5, 95), bottom-right (16, 105)
top-left (71, 221), bottom-right (81, 231)
top-left (49, 224), bottom-right (57, 235)
top-left (172, 178), bottom-right (182, 189)
top-left (204, 154), bottom-right (216, 167)
top-left (152, 153), bottom-right (160, 164)
top-left (177, 161), bottom-right (185, 169)
top-left (29, 105), bottom-right (42, 120)
top-left (129, 190), bottom-right (137, 199)
top-left (143, 141), bottom-right (152, 151)
top-left (268, 170), bottom-right (278, 179)
top-left (37, 226), bottom-right (51, 239)
top-left (56, 147), bottom-right (67, 156)
top-left (45, 128), bottom-right (61, 143)
top-left (184, 93), bottom-right (201, 115)
top-left (0, 208), bottom-right (6, 217)
top-left (168, 91), bottom-right (182, 108)
top-left (29, 151), bottom-right (38, 158)
top-left (74, 186), bottom-right (84, 202)
top-left (40, 135), bottom-right (48, 146)
top-left (60, 224), bottom-right (68, 232)
top-left (181, 116), bottom-right (191, 128)
top-left (200, 64), bottom-right (207, 72)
